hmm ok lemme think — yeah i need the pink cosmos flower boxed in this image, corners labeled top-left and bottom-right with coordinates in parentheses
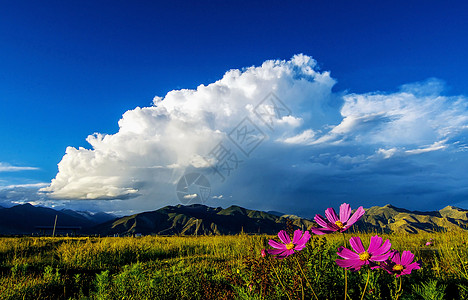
top-left (381, 250), bottom-right (421, 277)
top-left (310, 203), bottom-right (365, 235)
top-left (425, 241), bottom-right (432, 246)
top-left (267, 229), bottom-right (311, 259)
top-left (336, 235), bottom-right (392, 271)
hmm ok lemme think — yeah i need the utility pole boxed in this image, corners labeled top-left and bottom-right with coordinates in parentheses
top-left (52, 215), bottom-right (58, 237)
top-left (195, 219), bottom-right (198, 237)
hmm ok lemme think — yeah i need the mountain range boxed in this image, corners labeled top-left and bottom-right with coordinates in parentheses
top-left (0, 203), bottom-right (115, 235)
top-left (0, 203), bottom-right (467, 235)
top-left (91, 204), bottom-right (314, 236)
top-left (354, 204), bottom-right (468, 233)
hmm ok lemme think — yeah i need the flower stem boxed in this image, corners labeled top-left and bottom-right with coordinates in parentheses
top-left (299, 275), bottom-right (304, 300)
top-left (344, 267), bottom-right (348, 300)
top-left (360, 269), bottom-right (371, 300)
top-left (395, 276), bottom-right (402, 300)
top-left (342, 233), bottom-right (348, 300)
top-left (294, 255), bottom-right (319, 300)
top-left (392, 276), bottom-right (398, 300)
top-left (269, 260), bottom-right (292, 300)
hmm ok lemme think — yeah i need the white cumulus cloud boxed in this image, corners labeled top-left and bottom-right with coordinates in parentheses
top-left (40, 55), bottom-right (337, 209)
top-left (37, 56), bottom-right (468, 216)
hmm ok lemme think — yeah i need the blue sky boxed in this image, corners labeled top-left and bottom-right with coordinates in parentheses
top-left (1, 1), bottom-right (468, 216)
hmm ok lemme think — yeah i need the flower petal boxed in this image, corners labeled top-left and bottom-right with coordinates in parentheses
top-left (406, 262), bottom-right (421, 271)
top-left (345, 206), bottom-right (365, 227)
top-left (391, 251), bottom-right (401, 265)
top-left (278, 230), bottom-right (291, 244)
top-left (294, 243), bottom-right (307, 251)
top-left (278, 249), bottom-right (294, 259)
top-left (268, 239), bottom-right (286, 250)
top-left (294, 241), bottom-right (308, 250)
top-left (371, 253), bottom-right (392, 262)
top-left (371, 239), bottom-right (392, 256)
top-left (349, 236), bottom-right (365, 253)
top-left (294, 241), bottom-right (308, 249)
top-left (310, 228), bottom-right (336, 235)
top-left (325, 208), bottom-right (339, 223)
top-left (400, 251), bottom-right (415, 266)
top-left (337, 247), bottom-right (360, 259)
top-left (314, 214), bottom-right (330, 228)
top-left (267, 248), bottom-right (286, 255)
top-left (292, 229), bottom-right (302, 244)
top-left (336, 258), bottom-right (365, 271)
top-left (296, 230), bottom-right (311, 245)
top-left (368, 235), bottom-right (383, 253)
top-left (330, 223), bottom-right (341, 231)
top-left (339, 203), bottom-right (351, 222)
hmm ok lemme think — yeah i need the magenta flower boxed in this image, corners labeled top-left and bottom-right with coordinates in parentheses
top-left (381, 250), bottom-right (421, 277)
top-left (336, 235), bottom-right (392, 271)
top-left (425, 241), bottom-right (432, 246)
top-left (261, 249), bottom-right (267, 258)
top-left (267, 229), bottom-right (311, 259)
top-left (310, 203), bottom-right (365, 235)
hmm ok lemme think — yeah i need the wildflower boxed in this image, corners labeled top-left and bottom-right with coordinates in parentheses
top-left (310, 203), bottom-right (365, 235)
top-left (381, 250), bottom-right (421, 277)
top-left (267, 229), bottom-right (311, 259)
top-left (425, 241), bottom-right (432, 246)
top-left (336, 235), bottom-right (392, 271)
top-left (261, 249), bottom-right (267, 258)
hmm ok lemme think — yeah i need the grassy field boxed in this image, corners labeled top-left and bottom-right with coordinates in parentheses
top-left (0, 231), bottom-right (467, 299)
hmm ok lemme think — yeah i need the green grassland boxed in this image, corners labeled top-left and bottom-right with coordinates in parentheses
top-left (0, 231), bottom-right (467, 299)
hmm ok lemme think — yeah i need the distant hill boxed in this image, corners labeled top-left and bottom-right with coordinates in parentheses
top-left (266, 211), bottom-right (286, 217)
top-left (90, 204), bottom-right (314, 236)
top-left (92, 203), bottom-right (468, 236)
top-left (354, 204), bottom-right (468, 233)
top-left (1, 203), bottom-right (467, 235)
top-left (60, 209), bottom-right (116, 225)
top-left (0, 204), bottom-right (116, 235)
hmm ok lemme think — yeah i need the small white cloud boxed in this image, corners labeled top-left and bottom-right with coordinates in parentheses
top-left (405, 140), bottom-right (448, 155)
top-left (280, 129), bottom-right (316, 144)
top-left (1, 183), bottom-right (49, 189)
top-left (0, 162), bottom-right (38, 172)
top-left (183, 194), bottom-right (198, 200)
top-left (377, 148), bottom-right (398, 159)
top-left (276, 115), bottom-right (303, 127)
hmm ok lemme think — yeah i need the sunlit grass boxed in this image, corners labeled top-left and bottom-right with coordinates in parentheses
top-left (0, 232), bottom-right (466, 299)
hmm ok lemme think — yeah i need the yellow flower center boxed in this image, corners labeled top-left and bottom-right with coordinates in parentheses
top-left (286, 242), bottom-right (295, 250)
top-left (359, 251), bottom-right (370, 261)
top-left (393, 264), bottom-right (404, 271)
top-left (335, 220), bottom-right (344, 228)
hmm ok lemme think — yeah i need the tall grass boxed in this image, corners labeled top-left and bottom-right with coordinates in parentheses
top-left (0, 232), bottom-right (466, 299)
